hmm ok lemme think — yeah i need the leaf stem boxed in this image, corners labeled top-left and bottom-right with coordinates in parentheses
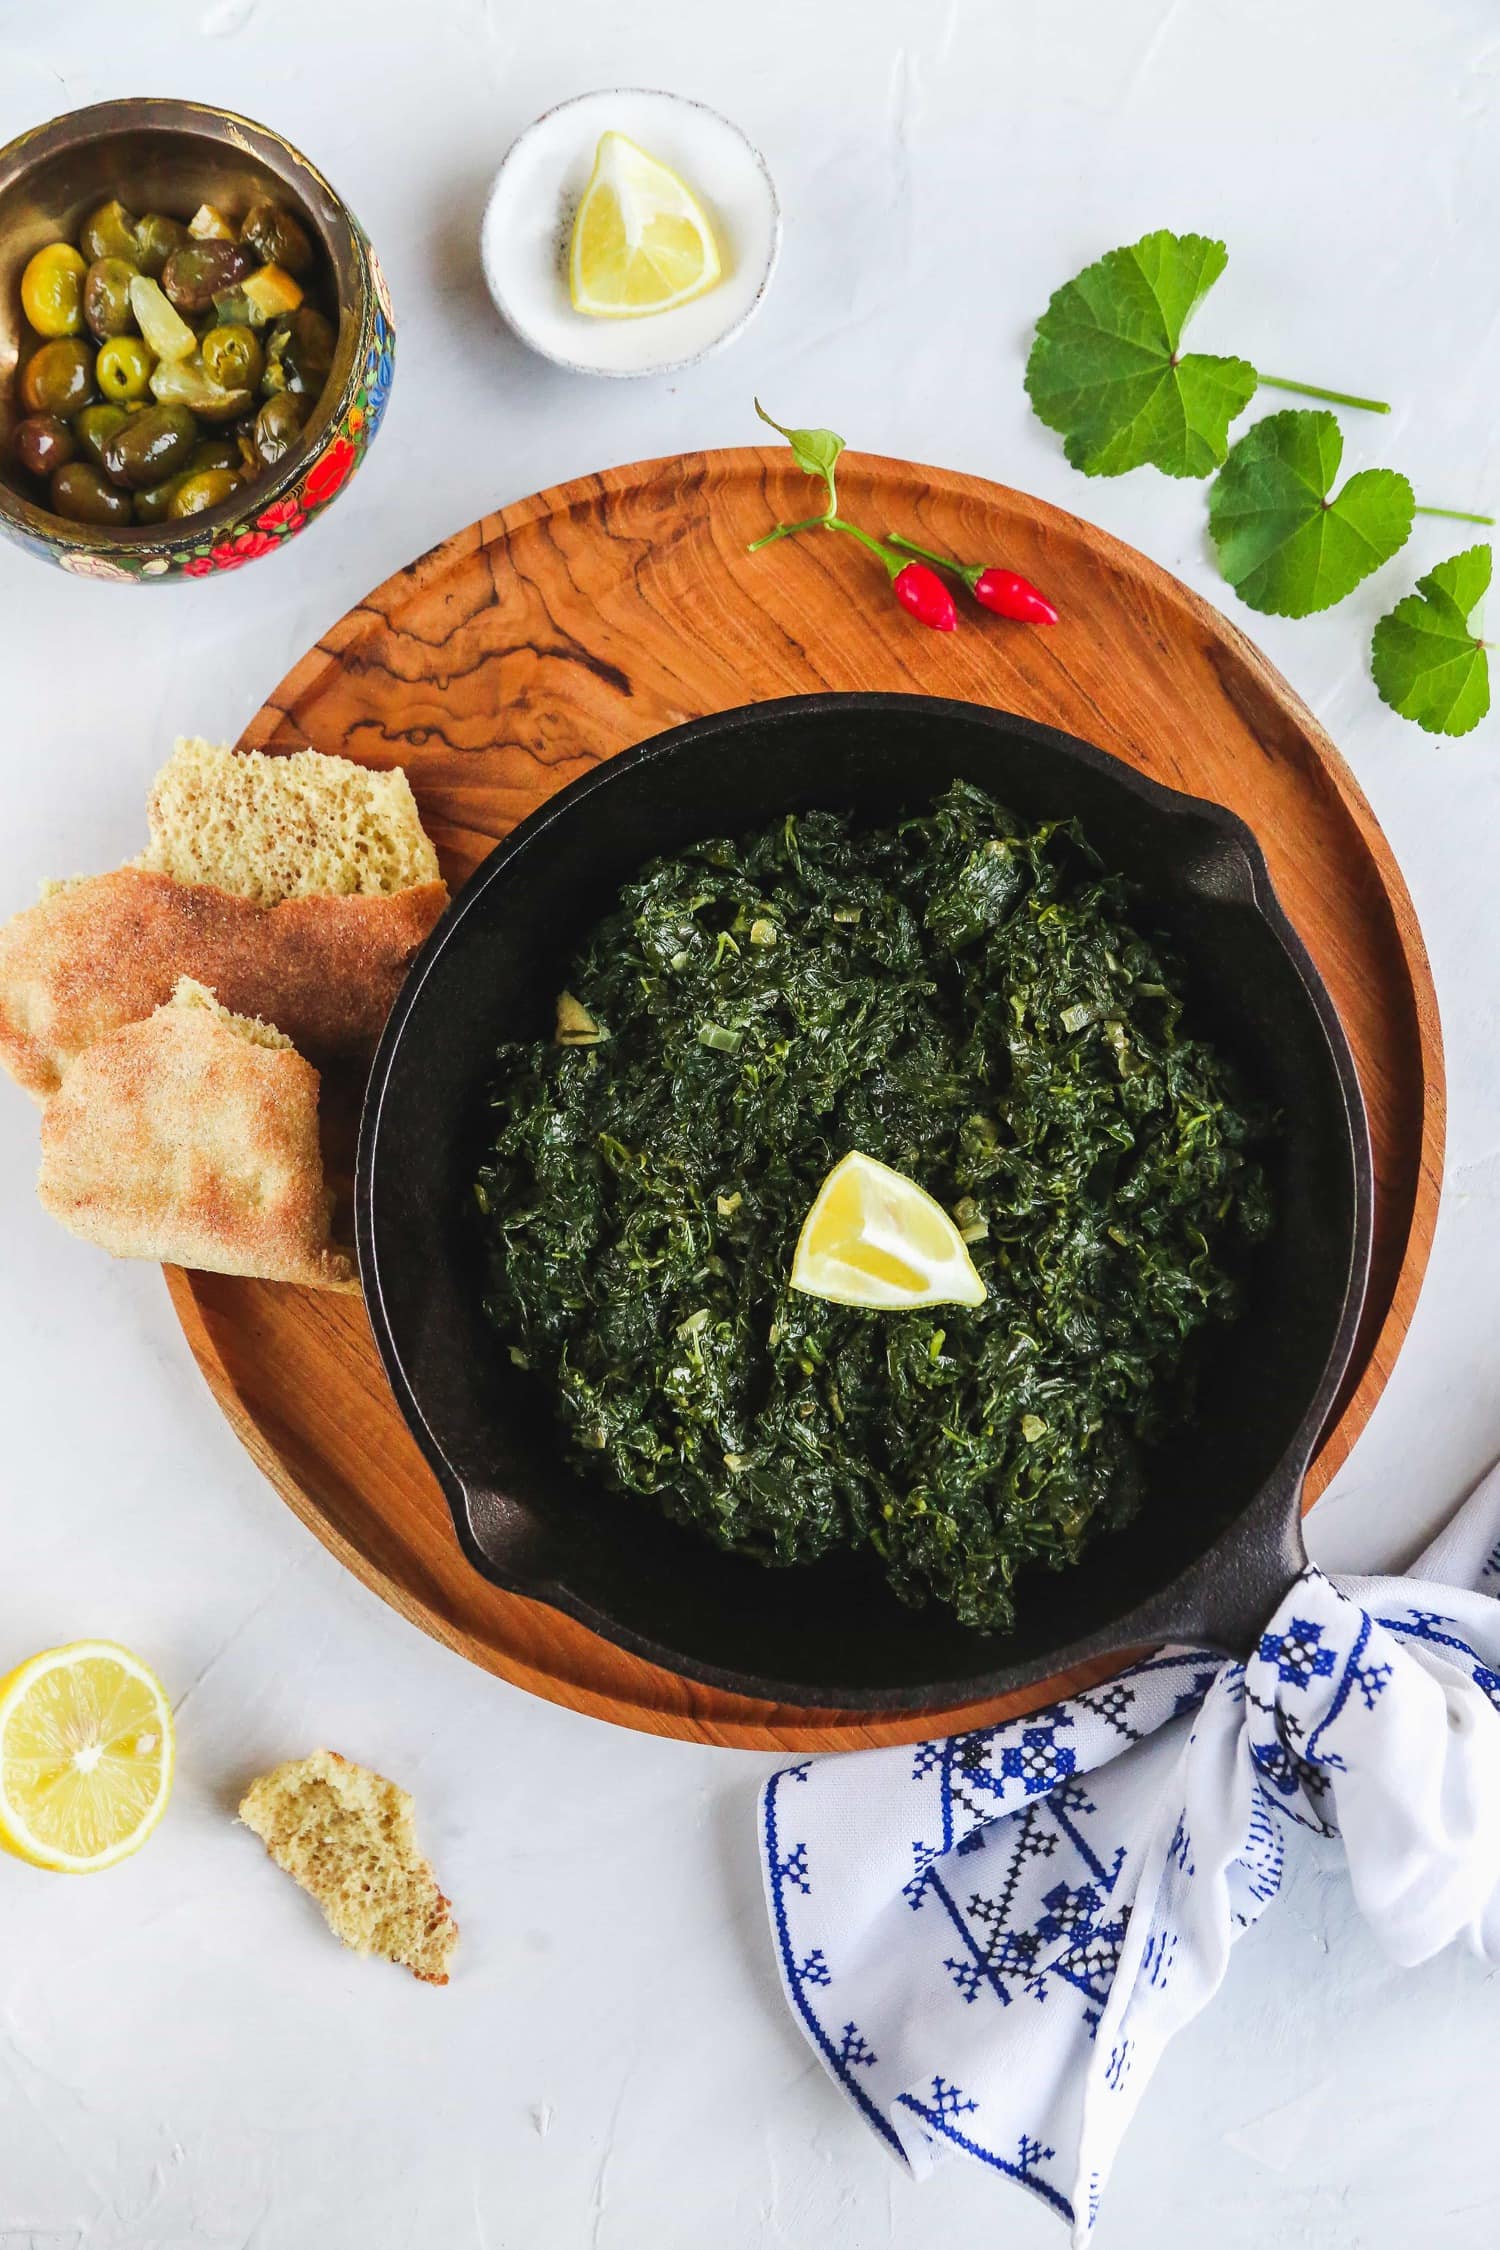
top-left (1257, 373), bottom-right (1391, 415)
top-left (1414, 505), bottom-right (1496, 527)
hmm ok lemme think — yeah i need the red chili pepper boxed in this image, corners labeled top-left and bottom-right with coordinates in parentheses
top-left (892, 559), bottom-right (958, 632)
top-left (970, 566), bottom-right (1059, 626)
top-left (888, 534), bottom-right (1059, 625)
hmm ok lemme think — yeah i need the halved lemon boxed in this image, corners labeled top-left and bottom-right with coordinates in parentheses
top-left (569, 131), bottom-right (722, 319)
top-left (791, 1151), bottom-right (987, 1311)
top-left (0, 1641), bottom-right (175, 1873)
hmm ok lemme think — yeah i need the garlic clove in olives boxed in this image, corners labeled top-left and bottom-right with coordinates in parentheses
top-left (148, 355), bottom-right (252, 424)
top-left (188, 202), bottom-right (236, 242)
top-left (128, 275), bottom-right (197, 363)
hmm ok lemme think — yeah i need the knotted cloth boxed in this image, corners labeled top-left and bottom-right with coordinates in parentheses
top-left (759, 1465), bottom-right (1500, 2240)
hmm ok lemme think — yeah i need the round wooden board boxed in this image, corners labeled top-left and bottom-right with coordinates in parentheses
top-left (166, 446), bottom-right (1444, 1752)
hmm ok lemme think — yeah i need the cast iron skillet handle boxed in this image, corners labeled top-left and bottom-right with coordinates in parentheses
top-left (1104, 1446), bottom-right (1314, 1663)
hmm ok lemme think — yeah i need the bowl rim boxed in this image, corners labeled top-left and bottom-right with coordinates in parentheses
top-left (479, 85), bottom-right (782, 379)
top-left (0, 95), bottom-right (371, 558)
top-left (356, 690), bottom-right (1375, 1712)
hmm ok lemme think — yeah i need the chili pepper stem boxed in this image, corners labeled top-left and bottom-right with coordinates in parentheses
top-left (825, 515), bottom-right (903, 577)
top-left (1413, 505), bottom-right (1497, 527)
top-left (746, 513), bottom-right (833, 553)
top-left (885, 531), bottom-right (979, 586)
top-left (1256, 374), bottom-right (1391, 415)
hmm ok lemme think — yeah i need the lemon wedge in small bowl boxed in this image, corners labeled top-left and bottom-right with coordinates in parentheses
top-left (0, 1640), bottom-right (175, 1873)
top-left (570, 132), bottom-right (722, 318)
top-left (481, 87), bottom-right (780, 378)
top-left (791, 1151), bottom-right (988, 1312)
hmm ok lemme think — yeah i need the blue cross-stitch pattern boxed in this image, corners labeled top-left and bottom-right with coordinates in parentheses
top-left (838, 2022), bottom-right (878, 2070)
top-left (1258, 1617), bottom-right (1337, 1688)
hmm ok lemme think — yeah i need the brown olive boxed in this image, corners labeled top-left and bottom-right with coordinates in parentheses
top-left (252, 390), bottom-right (310, 466)
top-left (19, 337), bottom-right (97, 418)
top-left (73, 402), bottom-right (132, 470)
top-left (240, 197), bottom-right (314, 277)
top-left (132, 212), bottom-right (189, 278)
top-left (262, 306), bottom-right (336, 399)
top-left (101, 401), bottom-right (199, 490)
top-left (79, 199), bottom-right (139, 265)
top-left (83, 256), bottom-right (141, 340)
top-left (166, 467), bottom-right (238, 518)
top-left (13, 415), bottom-right (75, 479)
top-left (201, 322), bottom-right (263, 392)
top-left (161, 240), bottom-right (250, 315)
top-left (50, 460), bottom-right (133, 525)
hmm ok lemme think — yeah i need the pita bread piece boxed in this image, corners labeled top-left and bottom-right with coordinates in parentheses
top-left (37, 980), bottom-right (355, 1290)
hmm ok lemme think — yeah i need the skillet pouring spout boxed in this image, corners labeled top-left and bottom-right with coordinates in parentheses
top-left (358, 692), bottom-right (1375, 1717)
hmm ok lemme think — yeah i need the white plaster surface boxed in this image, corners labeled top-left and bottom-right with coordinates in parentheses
top-left (1, 2), bottom-right (1498, 2243)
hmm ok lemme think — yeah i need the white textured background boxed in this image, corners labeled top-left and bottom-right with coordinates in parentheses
top-left (2, 2), bottom-right (1499, 2243)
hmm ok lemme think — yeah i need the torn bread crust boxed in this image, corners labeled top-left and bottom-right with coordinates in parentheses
top-left (0, 867), bottom-right (447, 1099)
top-left (37, 980), bottom-right (356, 1290)
top-left (239, 1749), bottom-right (459, 1985)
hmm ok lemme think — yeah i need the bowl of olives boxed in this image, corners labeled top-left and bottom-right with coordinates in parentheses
top-left (0, 98), bottom-right (393, 583)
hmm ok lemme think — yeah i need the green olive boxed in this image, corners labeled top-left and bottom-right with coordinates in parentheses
top-left (79, 199), bottom-right (139, 265)
top-left (96, 335), bottom-right (156, 402)
top-left (83, 257), bottom-right (141, 341)
top-left (73, 401), bottom-right (132, 470)
top-left (12, 414), bottom-right (75, 479)
top-left (252, 389), bottom-right (310, 466)
top-left (240, 197), bottom-right (314, 276)
top-left (49, 460), bottom-right (133, 525)
top-left (19, 337), bottom-right (97, 417)
top-left (161, 240), bottom-right (250, 314)
top-left (166, 467), bottom-right (238, 518)
top-left (132, 211), bottom-right (189, 279)
top-left (101, 401), bottom-right (199, 490)
top-left (20, 241), bottom-right (86, 337)
top-left (262, 306), bottom-right (336, 400)
top-left (201, 322), bottom-right (263, 392)
top-left (131, 473), bottom-right (185, 524)
top-left (186, 433), bottom-right (242, 476)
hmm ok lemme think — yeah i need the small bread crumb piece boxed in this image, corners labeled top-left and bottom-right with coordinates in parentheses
top-left (239, 1750), bottom-right (458, 1984)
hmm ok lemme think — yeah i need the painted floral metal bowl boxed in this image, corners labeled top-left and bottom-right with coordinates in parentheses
top-left (0, 99), bottom-right (393, 584)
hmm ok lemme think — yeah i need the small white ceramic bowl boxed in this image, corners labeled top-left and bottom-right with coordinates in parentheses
top-left (481, 88), bottom-right (781, 379)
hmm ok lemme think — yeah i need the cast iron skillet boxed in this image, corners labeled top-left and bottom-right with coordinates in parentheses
top-left (356, 693), bottom-right (1373, 1713)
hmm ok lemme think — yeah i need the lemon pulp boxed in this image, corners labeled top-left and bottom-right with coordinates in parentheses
top-left (0, 1641), bottom-right (175, 1873)
top-left (569, 131), bottom-right (722, 318)
top-left (791, 1150), bottom-right (988, 1311)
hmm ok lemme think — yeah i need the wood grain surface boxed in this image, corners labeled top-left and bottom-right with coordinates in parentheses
top-left (165, 446), bottom-right (1445, 1751)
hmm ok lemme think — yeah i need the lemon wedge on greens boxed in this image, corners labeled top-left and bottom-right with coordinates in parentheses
top-left (0, 1641), bottom-right (175, 1873)
top-left (791, 1151), bottom-right (987, 1312)
top-left (569, 131), bottom-right (722, 319)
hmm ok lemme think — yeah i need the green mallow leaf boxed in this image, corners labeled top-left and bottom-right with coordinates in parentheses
top-left (1207, 410), bottom-right (1414, 617)
top-left (755, 399), bottom-right (844, 503)
top-left (1025, 229), bottom-right (1258, 479)
top-left (1372, 544), bottom-right (1491, 736)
